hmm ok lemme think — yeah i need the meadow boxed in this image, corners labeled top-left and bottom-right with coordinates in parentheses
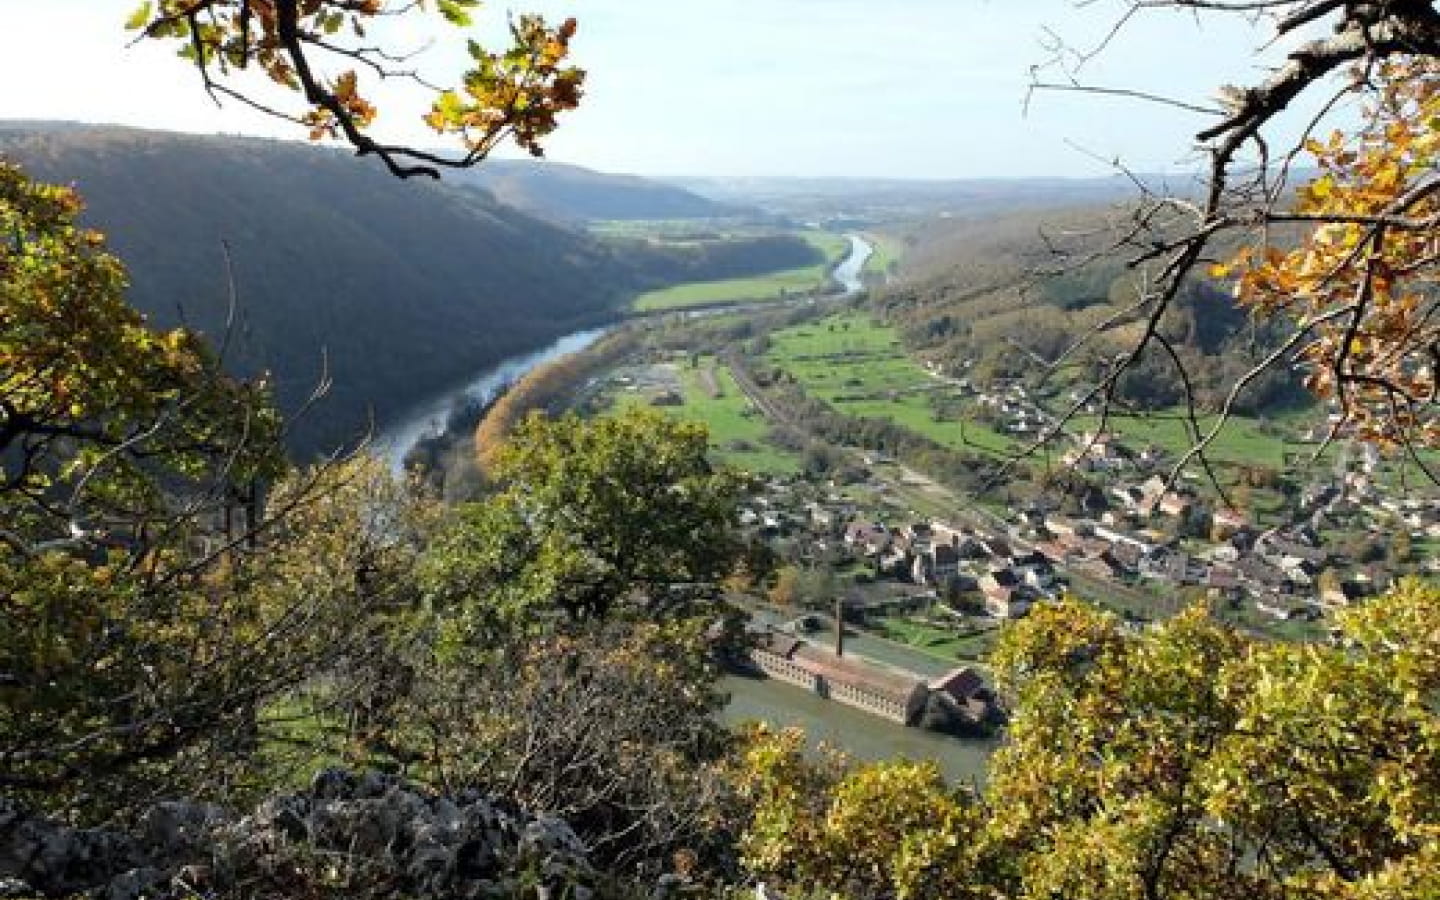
top-left (763, 312), bottom-right (1018, 457)
top-left (631, 231), bottom-right (851, 312)
top-left (861, 231), bottom-right (906, 278)
top-left (1067, 410), bottom-right (1294, 469)
top-left (607, 358), bottom-right (800, 475)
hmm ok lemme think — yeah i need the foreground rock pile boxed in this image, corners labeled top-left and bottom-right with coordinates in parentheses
top-left (0, 770), bottom-right (597, 899)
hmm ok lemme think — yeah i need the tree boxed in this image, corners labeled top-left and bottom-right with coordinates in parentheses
top-left (0, 160), bottom-right (283, 532)
top-left (983, 583), bottom-right (1440, 899)
top-left (1033, 3), bottom-right (1440, 473)
top-left (0, 161), bottom-right (429, 817)
top-left (433, 407), bottom-right (746, 622)
top-left (129, 0), bottom-right (584, 178)
top-left (1389, 522), bottom-right (1415, 565)
top-left (360, 617), bottom-right (741, 875)
top-left (735, 725), bottom-right (988, 900)
top-left (768, 564), bottom-right (802, 607)
top-left (340, 411), bottom-right (753, 875)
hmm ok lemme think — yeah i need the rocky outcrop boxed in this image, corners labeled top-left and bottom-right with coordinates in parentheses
top-left (0, 770), bottom-right (597, 899)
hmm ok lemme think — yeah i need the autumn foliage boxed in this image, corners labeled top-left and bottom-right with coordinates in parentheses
top-left (128, 0), bottom-right (584, 177)
top-left (1217, 61), bottom-right (1440, 452)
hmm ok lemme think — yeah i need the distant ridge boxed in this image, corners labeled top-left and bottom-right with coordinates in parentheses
top-left (454, 158), bottom-right (751, 223)
top-left (0, 122), bottom-right (636, 454)
top-left (664, 173), bottom-right (1192, 219)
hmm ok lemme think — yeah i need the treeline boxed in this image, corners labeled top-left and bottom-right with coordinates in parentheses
top-left (452, 158), bottom-right (743, 223)
top-left (473, 329), bottom-right (643, 471)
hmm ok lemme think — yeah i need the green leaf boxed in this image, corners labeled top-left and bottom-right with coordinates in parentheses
top-left (437, 0), bottom-right (473, 26)
top-left (124, 1), bottom-right (153, 30)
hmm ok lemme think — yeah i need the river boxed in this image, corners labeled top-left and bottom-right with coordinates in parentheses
top-left (375, 232), bottom-right (874, 470)
top-left (373, 326), bottom-right (609, 473)
top-left (831, 233), bottom-right (874, 295)
top-left (720, 674), bottom-right (996, 784)
top-left (374, 233), bottom-right (994, 782)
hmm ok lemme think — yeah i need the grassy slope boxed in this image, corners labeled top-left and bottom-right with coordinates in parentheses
top-left (632, 231), bottom-right (850, 311)
top-left (1068, 412), bottom-right (1293, 469)
top-left (764, 312), bottom-right (1017, 457)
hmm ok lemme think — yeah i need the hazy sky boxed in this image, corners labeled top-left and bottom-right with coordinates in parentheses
top-left (0, 2), bottom-right (1307, 178)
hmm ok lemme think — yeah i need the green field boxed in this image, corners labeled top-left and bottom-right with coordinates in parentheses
top-left (631, 231), bottom-right (850, 312)
top-left (862, 231), bottom-right (905, 277)
top-left (1067, 411), bottom-right (1299, 469)
top-left (610, 359), bottom-right (799, 475)
top-left (874, 616), bottom-right (998, 663)
top-left (763, 312), bottom-right (1018, 457)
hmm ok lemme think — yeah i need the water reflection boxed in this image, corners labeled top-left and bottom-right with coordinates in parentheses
top-left (721, 673), bottom-right (997, 785)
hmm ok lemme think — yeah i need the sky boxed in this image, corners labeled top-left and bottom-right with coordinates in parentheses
top-left (0, 1), bottom-right (1314, 178)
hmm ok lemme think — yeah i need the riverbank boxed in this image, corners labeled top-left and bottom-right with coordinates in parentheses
top-left (372, 327), bottom-right (611, 473)
top-left (377, 231), bottom-right (869, 475)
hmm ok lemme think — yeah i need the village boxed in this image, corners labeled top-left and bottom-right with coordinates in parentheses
top-left (591, 308), bottom-right (1440, 731)
top-left (724, 409), bottom-right (1440, 728)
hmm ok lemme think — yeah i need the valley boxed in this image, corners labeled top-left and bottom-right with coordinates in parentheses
top-left (349, 163), bottom-right (1440, 772)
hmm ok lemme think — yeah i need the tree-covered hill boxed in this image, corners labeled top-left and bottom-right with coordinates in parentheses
top-left (453, 158), bottom-right (748, 223)
top-left (0, 123), bottom-right (637, 454)
top-left (876, 206), bottom-right (1309, 415)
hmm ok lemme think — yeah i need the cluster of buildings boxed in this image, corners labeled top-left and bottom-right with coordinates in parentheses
top-left (746, 627), bottom-right (995, 728)
top-left (921, 365), bottom-right (1056, 437)
top-left (733, 411), bottom-right (1436, 710)
top-left (842, 518), bottom-right (1060, 620)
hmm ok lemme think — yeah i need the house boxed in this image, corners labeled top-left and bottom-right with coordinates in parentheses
top-left (1139, 475), bottom-right (1169, 512)
top-left (1210, 542), bottom-right (1241, 563)
top-left (902, 522), bottom-right (934, 547)
top-left (1045, 516), bottom-right (1090, 540)
top-left (1319, 579), bottom-right (1364, 610)
top-left (1110, 484), bottom-right (1147, 511)
top-left (844, 521), bottom-right (890, 556)
top-left (1091, 525), bottom-right (1159, 556)
top-left (1237, 556), bottom-right (1290, 593)
top-left (1205, 566), bottom-right (1243, 601)
top-left (985, 589), bottom-right (1033, 620)
top-left (878, 543), bottom-right (914, 579)
top-left (979, 536), bottom-right (1013, 560)
top-left (952, 536), bottom-right (989, 560)
top-left (1141, 550), bottom-right (1204, 585)
top-left (1211, 507), bottom-right (1249, 539)
top-left (1104, 542), bottom-right (1142, 575)
top-left (929, 667), bottom-right (994, 722)
top-left (807, 504), bottom-right (838, 531)
top-left (1034, 540), bottom-right (1072, 564)
top-left (1260, 534), bottom-right (1330, 572)
top-left (1063, 431), bottom-right (1129, 471)
top-left (911, 543), bottom-right (961, 586)
top-left (981, 569), bottom-right (1032, 619)
top-left (1157, 491), bottom-right (1195, 518)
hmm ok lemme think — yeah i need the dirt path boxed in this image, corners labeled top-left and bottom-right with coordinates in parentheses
top-left (698, 365), bottom-right (720, 398)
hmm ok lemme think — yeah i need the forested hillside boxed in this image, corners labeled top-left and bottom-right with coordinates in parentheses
top-left (0, 123), bottom-right (636, 453)
top-left (876, 207), bottom-right (1309, 414)
top-left (455, 158), bottom-right (747, 222)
